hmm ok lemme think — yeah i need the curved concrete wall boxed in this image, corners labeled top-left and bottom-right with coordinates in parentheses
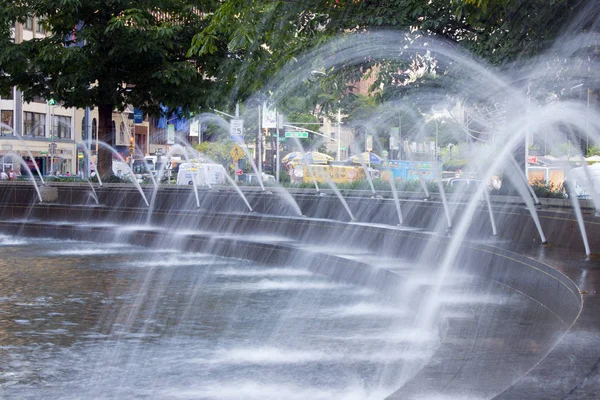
top-left (1, 182), bottom-right (599, 250)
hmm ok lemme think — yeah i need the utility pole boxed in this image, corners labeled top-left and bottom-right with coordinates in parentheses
top-left (337, 109), bottom-right (342, 161)
top-left (435, 118), bottom-right (439, 161)
top-left (84, 107), bottom-right (91, 178)
top-left (587, 88), bottom-right (591, 155)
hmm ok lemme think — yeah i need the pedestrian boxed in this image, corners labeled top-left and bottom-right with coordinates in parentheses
top-left (0, 170), bottom-right (8, 180)
top-left (8, 169), bottom-right (15, 180)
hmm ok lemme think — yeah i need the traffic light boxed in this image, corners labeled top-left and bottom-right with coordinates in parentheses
top-left (128, 136), bottom-right (135, 155)
top-left (48, 98), bottom-right (56, 106)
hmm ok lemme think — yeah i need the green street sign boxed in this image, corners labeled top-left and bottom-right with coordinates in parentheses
top-left (285, 131), bottom-right (308, 138)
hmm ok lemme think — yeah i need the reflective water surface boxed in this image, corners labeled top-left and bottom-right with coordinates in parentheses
top-left (0, 234), bottom-right (569, 399)
top-left (0, 236), bottom-right (438, 399)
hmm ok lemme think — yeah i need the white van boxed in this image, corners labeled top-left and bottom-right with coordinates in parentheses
top-left (176, 163), bottom-right (227, 186)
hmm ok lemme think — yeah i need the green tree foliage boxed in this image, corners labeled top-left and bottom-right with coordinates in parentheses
top-left (587, 145), bottom-right (600, 157)
top-left (189, 0), bottom-right (588, 106)
top-left (0, 0), bottom-right (222, 178)
top-left (194, 140), bottom-right (235, 170)
top-left (453, 0), bottom-right (584, 64)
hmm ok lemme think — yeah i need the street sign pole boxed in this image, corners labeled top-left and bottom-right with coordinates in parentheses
top-left (230, 144), bottom-right (244, 182)
top-left (49, 142), bottom-right (57, 175)
top-left (235, 160), bottom-right (239, 182)
top-left (276, 113), bottom-right (282, 182)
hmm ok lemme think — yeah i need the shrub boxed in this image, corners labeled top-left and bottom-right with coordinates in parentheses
top-left (530, 180), bottom-right (566, 198)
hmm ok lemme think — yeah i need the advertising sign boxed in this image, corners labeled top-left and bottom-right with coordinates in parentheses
top-left (189, 120), bottom-right (200, 137)
top-left (167, 124), bottom-right (175, 145)
top-left (262, 104), bottom-right (277, 129)
top-left (133, 108), bottom-right (144, 124)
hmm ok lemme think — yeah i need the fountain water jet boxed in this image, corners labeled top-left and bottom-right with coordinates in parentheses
top-left (5, 20), bottom-right (600, 400)
top-left (79, 139), bottom-right (103, 186)
top-left (0, 123), bottom-right (46, 185)
top-left (288, 137), bottom-right (355, 221)
top-left (3, 151), bottom-right (43, 202)
top-left (170, 139), bottom-right (254, 213)
top-left (96, 141), bottom-right (149, 207)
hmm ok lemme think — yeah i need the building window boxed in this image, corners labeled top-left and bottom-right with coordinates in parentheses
top-left (1, 110), bottom-right (13, 136)
top-left (53, 115), bottom-right (71, 139)
top-left (23, 111), bottom-right (45, 136)
top-left (24, 17), bottom-right (34, 30)
top-left (35, 17), bottom-right (45, 34)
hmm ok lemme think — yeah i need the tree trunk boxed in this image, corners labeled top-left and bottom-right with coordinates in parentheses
top-left (98, 103), bottom-right (114, 180)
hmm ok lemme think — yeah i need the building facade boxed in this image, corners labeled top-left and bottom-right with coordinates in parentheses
top-left (1, 18), bottom-right (80, 176)
top-left (1, 19), bottom-right (156, 177)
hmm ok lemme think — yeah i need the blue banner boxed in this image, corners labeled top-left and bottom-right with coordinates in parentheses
top-left (133, 109), bottom-right (143, 124)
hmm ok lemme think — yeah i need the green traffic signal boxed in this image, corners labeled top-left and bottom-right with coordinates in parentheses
top-left (48, 98), bottom-right (56, 106)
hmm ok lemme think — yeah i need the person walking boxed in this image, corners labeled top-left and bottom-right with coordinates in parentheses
top-left (7, 169), bottom-right (15, 180)
top-left (0, 170), bottom-right (8, 180)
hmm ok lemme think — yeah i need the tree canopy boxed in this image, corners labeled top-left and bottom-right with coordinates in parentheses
top-left (1, 0), bottom-right (594, 177)
top-left (0, 0), bottom-right (223, 177)
top-left (189, 0), bottom-right (589, 108)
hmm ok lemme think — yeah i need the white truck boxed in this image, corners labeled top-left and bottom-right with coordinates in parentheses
top-left (176, 163), bottom-right (227, 186)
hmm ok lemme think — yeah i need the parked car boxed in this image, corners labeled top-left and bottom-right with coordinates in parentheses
top-left (241, 173), bottom-right (276, 185)
top-left (176, 163), bottom-right (227, 186)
